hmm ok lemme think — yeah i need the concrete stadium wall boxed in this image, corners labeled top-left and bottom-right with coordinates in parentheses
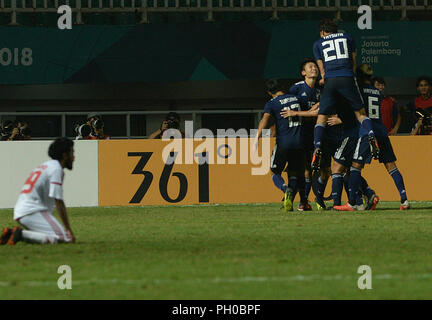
top-left (0, 140), bottom-right (98, 209)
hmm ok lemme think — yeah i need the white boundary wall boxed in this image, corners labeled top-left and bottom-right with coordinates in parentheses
top-left (0, 140), bottom-right (98, 209)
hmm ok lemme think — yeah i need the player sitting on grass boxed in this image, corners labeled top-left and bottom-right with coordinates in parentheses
top-left (254, 79), bottom-right (308, 212)
top-left (356, 64), bottom-right (410, 210)
top-left (0, 138), bottom-right (76, 245)
top-left (312, 19), bottom-right (379, 172)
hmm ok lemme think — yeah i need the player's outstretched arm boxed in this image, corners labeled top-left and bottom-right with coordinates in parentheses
top-left (55, 199), bottom-right (75, 243)
top-left (280, 104), bottom-right (319, 118)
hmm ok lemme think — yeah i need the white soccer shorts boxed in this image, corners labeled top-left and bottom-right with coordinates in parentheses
top-left (17, 211), bottom-right (71, 243)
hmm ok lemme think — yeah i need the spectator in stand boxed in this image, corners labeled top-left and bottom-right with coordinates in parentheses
top-left (408, 76), bottom-right (432, 112)
top-left (373, 77), bottom-right (401, 135)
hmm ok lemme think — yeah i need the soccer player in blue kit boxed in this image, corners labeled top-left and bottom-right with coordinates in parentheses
top-left (288, 59), bottom-right (321, 210)
top-left (335, 64), bottom-right (410, 211)
top-left (312, 19), bottom-right (379, 172)
top-left (254, 79), bottom-right (309, 212)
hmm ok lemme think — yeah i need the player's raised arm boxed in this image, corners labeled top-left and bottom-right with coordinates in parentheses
top-left (55, 199), bottom-right (75, 243)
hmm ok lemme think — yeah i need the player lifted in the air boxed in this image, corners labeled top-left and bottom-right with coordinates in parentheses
top-left (312, 19), bottom-right (378, 171)
top-left (254, 79), bottom-right (309, 212)
top-left (0, 138), bottom-right (76, 245)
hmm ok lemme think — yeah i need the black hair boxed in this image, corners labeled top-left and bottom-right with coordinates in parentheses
top-left (265, 79), bottom-right (283, 94)
top-left (319, 19), bottom-right (338, 34)
top-left (165, 112), bottom-right (180, 121)
top-left (48, 138), bottom-right (74, 161)
top-left (300, 58), bottom-right (318, 76)
top-left (372, 77), bottom-right (386, 86)
top-left (416, 76), bottom-right (432, 87)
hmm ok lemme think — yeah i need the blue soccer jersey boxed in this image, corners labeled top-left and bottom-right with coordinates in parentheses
top-left (313, 33), bottom-right (356, 79)
top-left (289, 81), bottom-right (320, 145)
top-left (289, 81), bottom-right (321, 111)
top-left (360, 84), bottom-right (387, 137)
top-left (264, 94), bottom-right (303, 150)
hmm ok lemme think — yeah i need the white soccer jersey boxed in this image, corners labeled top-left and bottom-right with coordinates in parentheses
top-left (14, 159), bottom-right (64, 220)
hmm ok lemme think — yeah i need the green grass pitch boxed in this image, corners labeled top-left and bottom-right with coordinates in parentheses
top-left (1, 201), bottom-right (432, 299)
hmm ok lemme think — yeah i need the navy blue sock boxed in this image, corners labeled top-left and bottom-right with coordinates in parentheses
top-left (389, 168), bottom-right (408, 202)
top-left (331, 173), bottom-right (343, 206)
top-left (316, 176), bottom-right (328, 200)
top-left (305, 178), bottom-right (312, 199)
top-left (297, 176), bottom-right (307, 203)
top-left (348, 167), bottom-right (362, 205)
top-left (288, 176), bottom-right (298, 194)
top-left (361, 117), bottom-right (375, 137)
top-left (355, 191), bottom-right (364, 206)
top-left (314, 124), bottom-right (326, 149)
top-left (272, 174), bottom-right (287, 193)
top-left (343, 173), bottom-right (350, 200)
top-left (360, 176), bottom-right (374, 198)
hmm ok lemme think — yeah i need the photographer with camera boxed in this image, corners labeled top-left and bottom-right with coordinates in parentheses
top-left (0, 120), bottom-right (31, 141)
top-left (74, 123), bottom-right (93, 140)
top-left (148, 112), bottom-right (184, 139)
top-left (91, 119), bottom-right (110, 140)
top-left (411, 108), bottom-right (432, 135)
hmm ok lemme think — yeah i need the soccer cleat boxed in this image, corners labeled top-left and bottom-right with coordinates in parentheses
top-left (368, 136), bottom-right (380, 160)
top-left (315, 197), bottom-right (327, 211)
top-left (0, 227), bottom-right (12, 245)
top-left (7, 226), bottom-right (23, 246)
top-left (354, 203), bottom-right (365, 211)
top-left (365, 194), bottom-right (380, 210)
top-left (311, 148), bottom-right (322, 172)
top-left (298, 201), bottom-right (312, 211)
top-left (400, 200), bottom-right (410, 210)
top-left (333, 202), bottom-right (355, 211)
top-left (283, 188), bottom-right (294, 212)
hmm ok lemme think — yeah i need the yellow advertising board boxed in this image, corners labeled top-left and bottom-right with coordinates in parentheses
top-left (98, 138), bottom-right (280, 206)
top-left (98, 137), bottom-right (432, 206)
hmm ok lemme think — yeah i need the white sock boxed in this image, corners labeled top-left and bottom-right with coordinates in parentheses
top-left (22, 230), bottom-right (58, 244)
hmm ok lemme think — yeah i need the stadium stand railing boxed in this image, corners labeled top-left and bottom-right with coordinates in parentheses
top-left (0, 109), bottom-right (264, 139)
top-left (0, 0), bottom-right (431, 24)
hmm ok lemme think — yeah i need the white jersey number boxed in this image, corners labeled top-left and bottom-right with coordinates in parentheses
top-left (368, 96), bottom-right (380, 119)
top-left (282, 104), bottom-right (300, 127)
top-left (322, 38), bottom-right (349, 62)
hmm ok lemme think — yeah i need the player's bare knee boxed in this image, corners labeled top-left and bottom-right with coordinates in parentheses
top-left (385, 162), bottom-right (397, 172)
top-left (331, 161), bottom-right (345, 174)
top-left (351, 161), bottom-right (364, 170)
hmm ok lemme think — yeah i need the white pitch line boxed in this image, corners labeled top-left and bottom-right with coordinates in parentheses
top-left (1, 274), bottom-right (432, 288)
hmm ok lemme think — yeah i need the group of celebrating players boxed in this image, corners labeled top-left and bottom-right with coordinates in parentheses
top-left (255, 19), bottom-right (409, 212)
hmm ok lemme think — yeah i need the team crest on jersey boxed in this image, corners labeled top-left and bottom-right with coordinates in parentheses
top-left (301, 92), bottom-right (307, 97)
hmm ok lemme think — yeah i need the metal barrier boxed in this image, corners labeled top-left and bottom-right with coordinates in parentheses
top-left (0, 0), bottom-right (430, 24)
top-left (0, 109), bottom-right (264, 139)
